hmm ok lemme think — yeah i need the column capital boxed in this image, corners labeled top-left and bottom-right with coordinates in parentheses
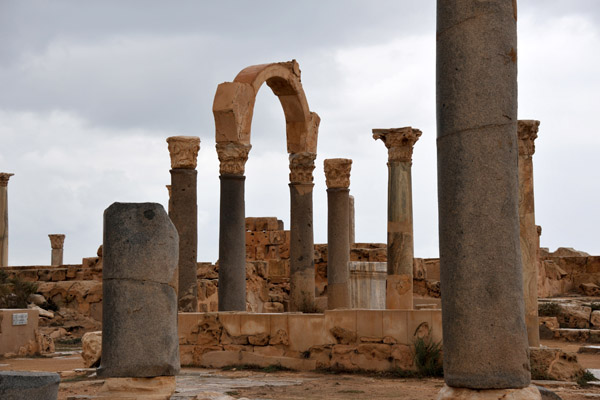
top-left (0, 173), bottom-right (14, 187)
top-left (517, 120), bottom-right (540, 157)
top-left (289, 152), bottom-right (316, 184)
top-left (324, 158), bottom-right (352, 189)
top-left (166, 136), bottom-right (200, 169)
top-left (372, 127), bottom-right (422, 163)
top-left (216, 142), bottom-right (252, 176)
top-left (48, 234), bottom-right (65, 249)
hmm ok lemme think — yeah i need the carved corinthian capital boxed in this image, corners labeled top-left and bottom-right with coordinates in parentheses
top-left (216, 142), bottom-right (252, 176)
top-left (324, 158), bottom-right (352, 189)
top-left (372, 127), bottom-right (422, 163)
top-left (517, 120), bottom-right (540, 157)
top-left (48, 234), bottom-right (65, 249)
top-left (289, 152), bottom-right (316, 184)
top-left (0, 173), bottom-right (14, 187)
top-left (166, 136), bottom-right (201, 169)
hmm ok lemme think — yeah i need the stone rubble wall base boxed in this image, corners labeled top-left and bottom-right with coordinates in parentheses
top-left (178, 309), bottom-right (442, 372)
top-left (437, 384), bottom-right (541, 400)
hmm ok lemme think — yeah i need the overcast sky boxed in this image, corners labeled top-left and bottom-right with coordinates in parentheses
top-left (1, 1), bottom-right (598, 266)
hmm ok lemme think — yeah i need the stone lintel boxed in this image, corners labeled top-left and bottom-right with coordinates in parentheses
top-left (324, 158), bottom-right (352, 189)
top-left (372, 127), bottom-right (422, 162)
top-left (166, 136), bottom-right (201, 169)
top-left (0, 173), bottom-right (15, 187)
top-left (48, 234), bottom-right (66, 249)
top-left (517, 120), bottom-right (540, 157)
top-left (216, 142), bottom-right (252, 176)
top-left (289, 152), bottom-right (316, 184)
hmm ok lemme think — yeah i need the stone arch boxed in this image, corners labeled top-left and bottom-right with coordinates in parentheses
top-left (213, 60), bottom-right (319, 312)
top-left (213, 60), bottom-right (319, 154)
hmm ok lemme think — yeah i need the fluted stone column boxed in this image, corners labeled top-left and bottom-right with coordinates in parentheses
top-left (217, 142), bottom-right (251, 311)
top-left (48, 234), bottom-right (65, 266)
top-left (0, 173), bottom-right (14, 268)
top-left (437, 1), bottom-right (536, 397)
top-left (518, 120), bottom-right (541, 348)
top-left (373, 127), bottom-right (421, 310)
top-left (348, 195), bottom-right (355, 246)
top-left (167, 136), bottom-right (200, 312)
top-left (324, 158), bottom-right (352, 310)
top-left (289, 152), bottom-right (316, 312)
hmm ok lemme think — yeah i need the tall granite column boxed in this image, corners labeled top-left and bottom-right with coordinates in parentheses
top-left (518, 120), bottom-right (541, 348)
top-left (167, 136), bottom-right (200, 312)
top-left (437, 1), bottom-right (536, 397)
top-left (48, 234), bottom-right (65, 266)
top-left (348, 195), bottom-right (355, 246)
top-left (289, 152), bottom-right (317, 312)
top-left (373, 127), bottom-right (421, 310)
top-left (324, 158), bottom-right (352, 310)
top-left (217, 142), bottom-right (251, 311)
top-left (0, 173), bottom-right (14, 268)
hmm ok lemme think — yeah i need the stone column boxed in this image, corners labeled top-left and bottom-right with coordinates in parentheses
top-left (518, 120), bottom-right (541, 348)
top-left (0, 173), bottom-right (14, 268)
top-left (167, 136), bottom-right (200, 312)
top-left (348, 195), bottom-right (355, 246)
top-left (437, 0), bottom-right (535, 396)
top-left (289, 152), bottom-right (316, 312)
top-left (217, 142), bottom-right (251, 311)
top-left (98, 202), bottom-right (180, 378)
top-left (324, 158), bottom-right (352, 310)
top-left (166, 185), bottom-right (172, 214)
top-left (373, 127), bottom-right (421, 310)
top-left (48, 234), bottom-right (65, 266)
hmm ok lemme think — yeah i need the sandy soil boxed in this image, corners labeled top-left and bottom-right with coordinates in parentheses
top-left (0, 339), bottom-right (598, 399)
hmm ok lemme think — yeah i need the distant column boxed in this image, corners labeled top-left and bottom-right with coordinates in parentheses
top-left (289, 152), bottom-right (316, 312)
top-left (518, 120), bottom-right (541, 347)
top-left (217, 142), bottom-right (251, 311)
top-left (48, 234), bottom-right (65, 266)
top-left (0, 173), bottom-right (14, 268)
top-left (167, 136), bottom-right (200, 312)
top-left (348, 195), bottom-right (355, 247)
top-left (324, 158), bottom-right (352, 310)
top-left (373, 127), bottom-right (421, 310)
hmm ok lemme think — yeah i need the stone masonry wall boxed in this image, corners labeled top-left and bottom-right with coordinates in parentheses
top-left (178, 309), bottom-right (443, 371)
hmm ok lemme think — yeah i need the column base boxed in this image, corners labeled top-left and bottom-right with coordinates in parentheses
top-left (93, 376), bottom-right (176, 399)
top-left (386, 274), bottom-right (413, 309)
top-left (437, 384), bottom-right (541, 400)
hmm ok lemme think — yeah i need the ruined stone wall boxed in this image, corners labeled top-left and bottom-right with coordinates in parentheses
top-left (538, 248), bottom-right (600, 298)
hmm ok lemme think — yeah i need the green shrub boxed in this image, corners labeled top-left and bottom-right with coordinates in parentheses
top-left (413, 335), bottom-right (443, 377)
top-left (0, 269), bottom-right (38, 309)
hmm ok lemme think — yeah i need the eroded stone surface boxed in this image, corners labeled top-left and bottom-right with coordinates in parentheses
top-left (216, 142), bottom-right (252, 176)
top-left (437, 384), bottom-right (541, 400)
top-left (166, 136), bottom-right (200, 169)
top-left (372, 127), bottom-right (422, 163)
top-left (324, 159), bottom-right (352, 189)
top-left (0, 371), bottom-right (60, 400)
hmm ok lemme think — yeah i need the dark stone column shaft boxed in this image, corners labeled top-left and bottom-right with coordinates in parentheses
top-left (218, 175), bottom-right (246, 311)
top-left (169, 169), bottom-right (198, 312)
top-left (327, 188), bottom-right (350, 309)
top-left (289, 183), bottom-right (315, 311)
top-left (437, 0), bottom-right (531, 390)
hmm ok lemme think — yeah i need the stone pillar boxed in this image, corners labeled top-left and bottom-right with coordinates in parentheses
top-left (166, 185), bottom-right (172, 214)
top-left (348, 195), bottom-right (355, 246)
top-left (48, 234), bottom-right (65, 266)
top-left (289, 152), bottom-right (316, 312)
top-left (217, 142), bottom-right (251, 311)
top-left (98, 202), bottom-right (180, 378)
top-left (349, 261), bottom-right (386, 309)
top-left (518, 120), bottom-right (541, 348)
top-left (324, 158), bottom-right (352, 310)
top-left (167, 136), bottom-right (200, 312)
top-left (0, 173), bottom-right (14, 268)
top-left (373, 127), bottom-right (421, 310)
top-left (437, 0), bottom-right (536, 396)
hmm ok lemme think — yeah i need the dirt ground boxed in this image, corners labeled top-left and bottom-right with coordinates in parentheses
top-left (0, 339), bottom-right (598, 399)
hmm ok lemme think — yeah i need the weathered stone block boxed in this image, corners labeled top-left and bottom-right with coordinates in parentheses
top-left (240, 313), bottom-right (270, 336)
top-left (530, 347), bottom-right (584, 381)
top-left (81, 331), bottom-right (102, 368)
top-left (288, 314), bottom-right (332, 351)
top-left (357, 310), bottom-right (383, 338)
top-left (98, 203), bottom-right (180, 378)
top-left (0, 371), bottom-right (60, 400)
top-left (382, 310), bottom-right (409, 345)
